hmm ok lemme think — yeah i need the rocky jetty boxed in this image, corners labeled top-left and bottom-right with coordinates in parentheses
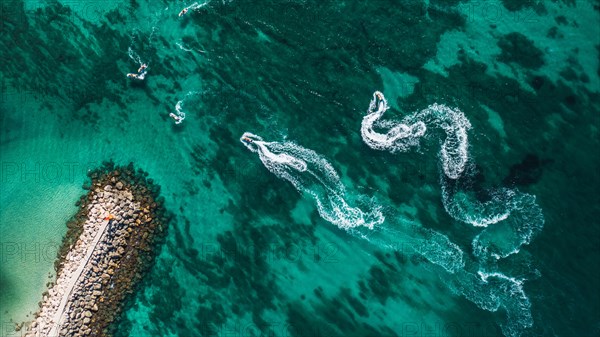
top-left (23, 161), bottom-right (169, 337)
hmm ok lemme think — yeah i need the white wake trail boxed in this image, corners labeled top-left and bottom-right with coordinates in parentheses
top-left (361, 91), bottom-right (470, 179)
top-left (447, 269), bottom-right (534, 337)
top-left (441, 174), bottom-right (544, 262)
top-left (360, 91), bottom-right (427, 153)
top-left (240, 132), bottom-right (384, 230)
top-left (127, 47), bottom-right (144, 66)
top-left (241, 132), bottom-right (467, 274)
top-left (170, 91), bottom-right (201, 124)
top-left (359, 91), bottom-right (544, 337)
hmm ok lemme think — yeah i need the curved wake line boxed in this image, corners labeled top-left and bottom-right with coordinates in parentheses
top-left (441, 186), bottom-right (516, 228)
top-left (241, 132), bottom-right (384, 230)
top-left (360, 91), bottom-right (427, 153)
top-left (448, 269), bottom-right (533, 337)
top-left (127, 32), bottom-right (151, 80)
top-left (127, 47), bottom-right (144, 66)
top-left (173, 100), bottom-right (186, 124)
top-left (360, 91), bottom-right (544, 337)
top-left (170, 91), bottom-right (200, 124)
top-left (360, 91), bottom-right (470, 179)
top-left (361, 91), bottom-right (544, 260)
top-left (441, 178), bottom-right (545, 262)
top-left (236, 89), bottom-right (543, 337)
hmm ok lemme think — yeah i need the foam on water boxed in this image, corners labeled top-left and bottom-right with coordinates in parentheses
top-left (240, 132), bottom-right (385, 230)
top-left (448, 270), bottom-right (533, 337)
top-left (174, 100), bottom-right (186, 123)
top-left (359, 91), bottom-right (544, 337)
top-left (170, 91), bottom-right (200, 124)
top-left (350, 224), bottom-right (466, 274)
top-left (361, 91), bottom-right (470, 179)
top-left (414, 228), bottom-right (466, 273)
top-left (241, 132), bottom-right (466, 273)
top-left (188, 1), bottom-right (211, 11)
top-left (360, 91), bottom-right (427, 153)
top-left (176, 42), bottom-right (207, 54)
top-left (441, 176), bottom-right (518, 228)
top-left (470, 193), bottom-right (544, 261)
top-left (441, 172), bottom-right (545, 262)
top-left (178, 1), bottom-right (211, 16)
top-left (428, 103), bottom-right (471, 180)
top-left (128, 25), bottom-right (160, 68)
top-left (127, 46), bottom-right (144, 67)
top-left (127, 42), bottom-right (149, 81)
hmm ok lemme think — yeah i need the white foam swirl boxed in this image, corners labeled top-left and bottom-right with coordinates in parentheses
top-left (429, 103), bottom-right (471, 180)
top-left (360, 91), bottom-right (543, 337)
top-left (441, 175), bottom-right (544, 262)
top-left (361, 91), bottom-right (470, 179)
top-left (361, 91), bottom-right (427, 152)
top-left (471, 193), bottom-right (544, 261)
top-left (170, 91), bottom-right (200, 124)
top-left (450, 270), bottom-right (533, 337)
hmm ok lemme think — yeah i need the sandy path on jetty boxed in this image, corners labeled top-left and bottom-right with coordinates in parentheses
top-left (25, 186), bottom-right (136, 337)
top-left (47, 218), bottom-right (110, 337)
top-left (23, 165), bottom-right (164, 337)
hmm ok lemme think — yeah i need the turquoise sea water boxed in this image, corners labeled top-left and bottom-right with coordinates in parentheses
top-left (1, 0), bottom-right (599, 336)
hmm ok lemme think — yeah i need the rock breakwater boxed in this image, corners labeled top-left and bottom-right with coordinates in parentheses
top-left (23, 161), bottom-right (170, 337)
